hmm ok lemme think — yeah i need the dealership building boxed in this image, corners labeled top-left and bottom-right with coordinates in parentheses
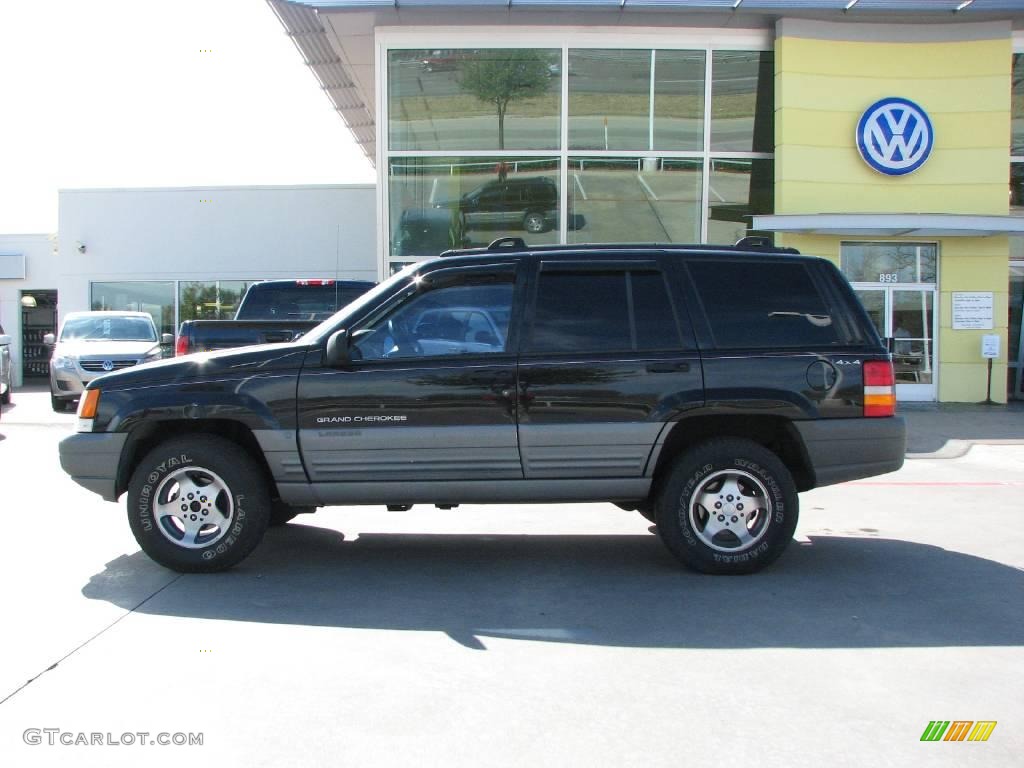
top-left (3, 1), bottom-right (1024, 403)
top-left (265, 0), bottom-right (1024, 403)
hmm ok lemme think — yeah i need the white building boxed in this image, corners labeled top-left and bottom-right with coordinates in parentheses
top-left (0, 183), bottom-right (376, 387)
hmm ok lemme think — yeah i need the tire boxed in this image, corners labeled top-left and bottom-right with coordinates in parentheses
top-left (51, 393), bottom-right (68, 412)
top-left (523, 211), bottom-right (547, 233)
top-left (1, 372), bottom-right (10, 404)
top-left (127, 435), bottom-right (271, 573)
top-left (654, 438), bottom-right (798, 575)
top-left (269, 501), bottom-right (315, 527)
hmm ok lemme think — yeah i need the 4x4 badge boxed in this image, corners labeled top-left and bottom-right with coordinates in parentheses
top-left (834, 359), bottom-right (861, 366)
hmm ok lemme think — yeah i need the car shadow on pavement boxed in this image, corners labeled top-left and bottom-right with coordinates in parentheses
top-left (82, 524), bottom-right (1024, 650)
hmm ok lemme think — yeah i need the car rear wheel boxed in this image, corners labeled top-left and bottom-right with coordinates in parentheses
top-left (523, 211), bottom-right (547, 233)
top-left (655, 438), bottom-right (798, 574)
top-left (127, 435), bottom-right (271, 573)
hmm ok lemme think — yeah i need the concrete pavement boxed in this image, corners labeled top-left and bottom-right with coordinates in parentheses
top-left (0, 388), bottom-right (1021, 767)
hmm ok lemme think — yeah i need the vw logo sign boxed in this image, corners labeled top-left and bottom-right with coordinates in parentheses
top-left (101, 360), bottom-right (114, 372)
top-left (856, 97), bottom-right (933, 176)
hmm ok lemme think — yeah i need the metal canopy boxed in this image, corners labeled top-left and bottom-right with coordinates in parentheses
top-left (752, 214), bottom-right (1024, 237)
top-left (292, 0), bottom-right (1024, 9)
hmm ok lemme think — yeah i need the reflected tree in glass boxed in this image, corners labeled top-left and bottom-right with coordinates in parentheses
top-left (459, 51), bottom-right (552, 149)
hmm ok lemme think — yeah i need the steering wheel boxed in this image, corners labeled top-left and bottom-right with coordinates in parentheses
top-left (385, 316), bottom-right (421, 358)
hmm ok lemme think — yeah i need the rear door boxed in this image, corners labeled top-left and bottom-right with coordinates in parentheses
top-left (297, 263), bottom-right (523, 483)
top-left (683, 256), bottom-right (867, 419)
top-left (516, 257), bottom-right (704, 478)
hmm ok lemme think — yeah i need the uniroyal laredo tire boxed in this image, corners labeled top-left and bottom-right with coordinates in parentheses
top-left (127, 435), bottom-right (271, 573)
top-left (655, 438), bottom-right (799, 575)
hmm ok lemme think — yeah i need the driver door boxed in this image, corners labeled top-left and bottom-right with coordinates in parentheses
top-left (296, 263), bottom-right (523, 483)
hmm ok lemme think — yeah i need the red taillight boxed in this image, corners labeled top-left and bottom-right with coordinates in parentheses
top-left (296, 279), bottom-right (334, 286)
top-left (864, 360), bottom-right (896, 417)
top-left (175, 334), bottom-right (189, 357)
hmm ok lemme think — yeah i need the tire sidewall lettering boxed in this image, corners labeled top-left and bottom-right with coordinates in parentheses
top-left (677, 462), bottom-right (713, 548)
top-left (675, 452), bottom-right (787, 561)
top-left (135, 452), bottom-right (252, 560)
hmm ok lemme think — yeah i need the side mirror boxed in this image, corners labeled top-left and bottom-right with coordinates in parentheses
top-left (161, 333), bottom-right (174, 345)
top-left (0, 334), bottom-right (11, 346)
top-left (43, 333), bottom-right (56, 346)
top-left (324, 328), bottom-right (351, 368)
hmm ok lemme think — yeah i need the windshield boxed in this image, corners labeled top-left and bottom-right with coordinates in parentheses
top-left (300, 264), bottom-right (421, 345)
top-left (61, 316), bottom-right (157, 342)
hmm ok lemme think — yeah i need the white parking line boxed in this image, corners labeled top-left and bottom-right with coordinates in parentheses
top-left (636, 173), bottom-right (658, 201)
top-left (573, 173), bottom-right (587, 201)
top-left (708, 182), bottom-right (726, 203)
top-left (429, 177), bottom-right (439, 205)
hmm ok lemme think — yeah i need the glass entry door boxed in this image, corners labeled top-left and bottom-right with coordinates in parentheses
top-left (1011, 261), bottom-right (1024, 400)
top-left (854, 288), bottom-right (936, 400)
top-left (842, 242), bottom-right (938, 401)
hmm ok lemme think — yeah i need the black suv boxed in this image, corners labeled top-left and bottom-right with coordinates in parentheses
top-left (60, 239), bottom-right (905, 575)
top-left (441, 177), bottom-right (559, 234)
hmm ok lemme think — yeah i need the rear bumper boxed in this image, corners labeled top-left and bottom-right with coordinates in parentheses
top-left (59, 432), bottom-right (128, 502)
top-left (793, 416), bottom-right (906, 489)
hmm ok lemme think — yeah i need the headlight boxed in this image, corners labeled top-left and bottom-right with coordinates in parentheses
top-left (142, 348), bottom-right (162, 364)
top-left (54, 356), bottom-right (77, 370)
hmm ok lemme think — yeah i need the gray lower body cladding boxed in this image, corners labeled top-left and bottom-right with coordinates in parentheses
top-left (59, 432), bottom-right (129, 502)
top-left (792, 416), bottom-right (906, 488)
top-left (277, 478), bottom-right (652, 507)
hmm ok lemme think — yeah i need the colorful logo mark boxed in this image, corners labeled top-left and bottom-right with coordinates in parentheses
top-left (856, 97), bottom-right (934, 176)
top-left (920, 721), bottom-right (997, 742)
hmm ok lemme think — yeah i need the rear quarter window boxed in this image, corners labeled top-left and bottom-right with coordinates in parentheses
top-left (688, 259), bottom-right (843, 349)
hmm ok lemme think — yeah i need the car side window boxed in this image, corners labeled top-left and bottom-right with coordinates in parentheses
top-left (688, 259), bottom-right (841, 349)
top-left (352, 279), bottom-right (515, 362)
top-left (526, 266), bottom-right (682, 354)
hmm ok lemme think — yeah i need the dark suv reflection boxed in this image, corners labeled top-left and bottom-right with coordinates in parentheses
top-left (438, 177), bottom-right (559, 234)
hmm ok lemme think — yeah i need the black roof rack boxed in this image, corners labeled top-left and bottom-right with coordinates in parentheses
top-left (440, 239), bottom-right (799, 258)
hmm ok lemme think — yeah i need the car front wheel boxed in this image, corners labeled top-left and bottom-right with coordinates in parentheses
top-left (655, 438), bottom-right (799, 574)
top-left (127, 435), bottom-right (271, 573)
top-left (523, 211), bottom-right (548, 233)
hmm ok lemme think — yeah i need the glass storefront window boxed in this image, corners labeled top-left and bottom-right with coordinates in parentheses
top-left (388, 49), bottom-right (561, 151)
top-left (178, 281), bottom-right (254, 323)
top-left (1012, 54), bottom-right (1024, 155)
top-left (91, 281), bottom-right (175, 338)
top-left (841, 242), bottom-right (937, 284)
top-left (1011, 163), bottom-right (1024, 260)
top-left (711, 50), bottom-right (774, 152)
top-left (389, 156), bottom-right (561, 257)
top-left (707, 159), bottom-right (774, 245)
top-left (385, 46), bottom-right (775, 268)
top-left (569, 50), bottom-right (652, 151)
top-left (567, 157), bottom-right (702, 244)
top-left (653, 50), bottom-right (706, 151)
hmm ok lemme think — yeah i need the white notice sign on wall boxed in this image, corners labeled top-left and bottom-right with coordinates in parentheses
top-left (981, 335), bottom-right (1001, 359)
top-left (952, 292), bottom-right (994, 330)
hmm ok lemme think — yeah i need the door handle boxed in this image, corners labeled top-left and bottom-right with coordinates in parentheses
top-left (646, 362), bottom-right (690, 373)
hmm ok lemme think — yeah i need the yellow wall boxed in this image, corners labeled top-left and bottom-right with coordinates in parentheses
top-left (775, 22), bottom-right (1011, 402)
